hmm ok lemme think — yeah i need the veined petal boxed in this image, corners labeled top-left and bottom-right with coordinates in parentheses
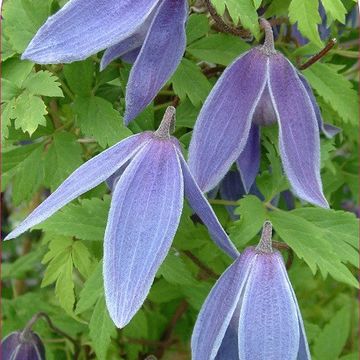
top-left (268, 55), bottom-right (329, 208)
top-left (188, 49), bottom-right (269, 193)
top-left (121, 48), bottom-right (141, 64)
top-left (192, 249), bottom-right (256, 360)
top-left (104, 139), bottom-right (183, 328)
top-left (238, 251), bottom-right (300, 360)
top-left (297, 72), bottom-right (340, 139)
top-left (236, 124), bottom-right (261, 193)
top-left (124, 0), bottom-right (188, 124)
top-left (5, 133), bottom-right (150, 240)
top-left (21, 0), bottom-right (160, 64)
top-left (177, 150), bottom-right (239, 259)
top-left (100, 9), bottom-right (157, 70)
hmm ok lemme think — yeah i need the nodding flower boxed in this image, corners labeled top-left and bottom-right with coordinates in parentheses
top-left (5, 107), bottom-right (238, 328)
top-left (189, 18), bottom-right (340, 208)
top-left (192, 221), bottom-right (311, 360)
top-left (21, 0), bottom-right (188, 123)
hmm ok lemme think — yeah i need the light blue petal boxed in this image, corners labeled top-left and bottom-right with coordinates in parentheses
top-left (124, 0), bottom-right (188, 123)
top-left (104, 139), bottom-right (183, 328)
top-left (22, 0), bottom-right (160, 63)
top-left (5, 133), bottom-right (150, 240)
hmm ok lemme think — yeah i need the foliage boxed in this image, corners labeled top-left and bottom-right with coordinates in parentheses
top-left (2, 0), bottom-right (358, 359)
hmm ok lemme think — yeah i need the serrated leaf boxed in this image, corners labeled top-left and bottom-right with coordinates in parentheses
top-left (36, 196), bottom-right (110, 241)
top-left (89, 296), bottom-right (117, 360)
top-left (55, 257), bottom-right (75, 315)
top-left (321, 0), bottom-right (347, 23)
top-left (23, 71), bottom-right (63, 97)
top-left (230, 195), bottom-right (266, 247)
top-left (43, 132), bottom-right (83, 190)
top-left (171, 58), bottom-right (211, 106)
top-left (289, 0), bottom-right (323, 47)
top-left (269, 208), bottom-right (358, 287)
top-left (71, 241), bottom-right (94, 278)
top-left (313, 305), bottom-right (351, 360)
top-left (303, 63), bottom-right (358, 125)
top-left (211, 0), bottom-right (260, 37)
top-left (2, 58), bottom-right (34, 87)
top-left (186, 14), bottom-right (210, 44)
top-left (73, 96), bottom-right (132, 148)
top-left (76, 261), bottom-right (103, 314)
top-left (63, 59), bottom-right (95, 96)
top-left (187, 33), bottom-right (250, 66)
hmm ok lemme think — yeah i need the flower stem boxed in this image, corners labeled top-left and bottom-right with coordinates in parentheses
top-left (154, 106), bottom-right (176, 139)
top-left (256, 220), bottom-right (273, 253)
top-left (259, 18), bottom-right (276, 54)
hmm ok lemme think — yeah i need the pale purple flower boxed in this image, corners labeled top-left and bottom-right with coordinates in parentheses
top-left (192, 221), bottom-right (311, 360)
top-left (1, 331), bottom-right (45, 360)
top-left (188, 19), bottom-right (340, 208)
top-left (21, 0), bottom-right (188, 123)
top-left (4, 107), bottom-right (238, 328)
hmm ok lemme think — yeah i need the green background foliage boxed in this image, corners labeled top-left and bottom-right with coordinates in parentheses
top-left (1, 0), bottom-right (358, 359)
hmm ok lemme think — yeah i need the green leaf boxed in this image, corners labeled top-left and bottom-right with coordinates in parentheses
top-left (313, 305), bottom-right (351, 360)
top-left (303, 63), bottom-right (358, 125)
top-left (2, 58), bottom-right (34, 87)
top-left (158, 251), bottom-right (197, 285)
top-left (321, 0), bottom-right (347, 23)
top-left (72, 241), bottom-right (94, 278)
top-left (211, 0), bottom-right (260, 37)
top-left (23, 71), bottom-right (63, 97)
top-left (171, 58), bottom-right (211, 106)
top-left (187, 33), bottom-right (250, 66)
top-left (76, 261), bottom-right (103, 314)
top-left (43, 132), bottom-right (83, 190)
top-left (63, 59), bottom-right (95, 96)
top-left (265, 0), bottom-right (291, 17)
top-left (269, 208), bottom-right (358, 287)
top-left (186, 14), bottom-right (210, 45)
top-left (2, 0), bottom-right (53, 53)
top-left (73, 96), bottom-right (132, 148)
top-left (89, 296), bottom-right (116, 360)
top-left (289, 0), bottom-right (323, 47)
top-left (55, 257), bottom-right (75, 315)
top-left (36, 196), bottom-right (110, 241)
top-left (230, 195), bottom-right (266, 248)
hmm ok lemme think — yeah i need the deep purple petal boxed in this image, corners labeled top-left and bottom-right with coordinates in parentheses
top-left (21, 0), bottom-right (160, 63)
top-left (100, 9), bottom-right (157, 70)
top-left (191, 249), bottom-right (256, 360)
top-left (177, 150), bottom-right (239, 259)
top-left (5, 134), bottom-right (150, 240)
top-left (188, 49), bottom-right (269, 193)
top-left (268, 55), bottom-right (328, 208)
top-left (121, 47), bottom-right (141, 64)
top-left (297, 72), bottom-right (341, 138)
top-left (238, 251), bottom-right (300, 359)
top-left (219, 170), bottom-right (245, 220)
top-left (124, 0), bottom-right (188, 124)
top-left (104, 139), bottom-right (183, 328)
top-left (236, 124), bottom-right (261, 193)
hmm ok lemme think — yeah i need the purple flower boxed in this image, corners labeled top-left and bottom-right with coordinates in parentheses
top-left (192, 221), bottom-right (311, 360)
top-left (5, 107), bottom-right (238, 328)
top-left (21, 0), bottom-right (188, 123)
top-left (188, 19), bottom-right (340, 208)
top-left (1, 331), bottom-right (45, 360)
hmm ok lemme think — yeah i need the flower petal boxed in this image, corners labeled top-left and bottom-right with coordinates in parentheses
top-left (177, 150), bottom-right (239, 259)
top-left (236, 124), bottom-right (261, 193)
top-left (297, 72), bottom-right (341, 138)
top-left (5, 134), bottom-right (149, 240)
top-left (188, 49), bottom-right (269, 192)
top-left (121, 48), bottom-right (141, 64)
top-left (238, 252), bottom-right (300, 359)
top-left (100, 10), bottom-right (157, 70)
top-left (104, 140), bottom-right (183, 328)
top-left (191, 249), bottom-right (256, 360)
top-left (219, 170), bottom-right (245, 220)
top-left (124, 0), bottom-right (188, 123)
top-left (268, 55), bottom-right (329, 208)
top-left (21, 0), bottom-right (160, 64)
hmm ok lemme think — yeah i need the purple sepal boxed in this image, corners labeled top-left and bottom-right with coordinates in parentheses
top-left (124, 0), bottom-right (188, 123)
top-left (1, 331), bottom-right (45, 360)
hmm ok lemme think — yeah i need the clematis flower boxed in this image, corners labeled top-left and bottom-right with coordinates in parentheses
top-left (21, 0), bottom-right (188, 123)
top-left (192, 221), bottom-right (311, 360)
top-left (188, 18), bottom-right (340, 208)
top-left (2, 330), bottom-right (45, 360)
top-left (5, 107), bottom-right (238, 328)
